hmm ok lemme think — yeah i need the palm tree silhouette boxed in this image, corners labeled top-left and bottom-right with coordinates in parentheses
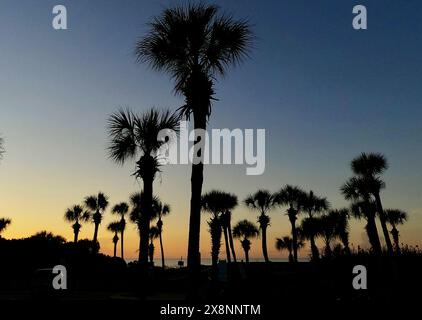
top-left (351, 153), bottom-right (393, 254)
top-left (274, 185), bottom-right (306, 262)
top-left (136, 3), bottom-right (253, 272)
top-left (152, 198), bottom-right (171, 268)
top-left (107, 221), bottom-right (121, 258)
top-left (108, 108), bottom-right (178, 266)
top-left (275, 236), bottom-right (304, 263)
top-left (342, 176), bottom-right (382, 254)
top-left (385, 209), bottom-right (408, 253)
top-left (129, 192), bottom-right (145, 262)
top-left (0, 218), bottom-right (11, 238)
top-left (84, 192), bottom-right (109, 249)
top-left (233, 220), bottom-right (259, 263)
top-left (202, 190), bottom-right (238, 264)
top-left (330, 208), bottom-right (351, 254)
top-left (111, 202), bottom-right (129, 259)
top-left (148, 226), bottom-right (160, 265)
top-left (64, 205), bottom-right (89, 243)
top-left (300, 216), bottom-right (322, 259)
top-left (300, 190), bottom-right (329, 260)
top-left (244, 190), bottom-right (275, 263)
top-left (317, 212), bottom-right (338, 258)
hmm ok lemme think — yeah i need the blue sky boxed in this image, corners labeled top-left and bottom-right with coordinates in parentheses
top-left (0, 0), bottom-right (421, 259)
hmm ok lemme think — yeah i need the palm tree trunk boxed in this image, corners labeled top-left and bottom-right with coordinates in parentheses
top-left (366, 214), bottom-right (382, 254)
top-left (93, 223), bottom-right (99, 245)
top-left (140, 175), bottom-right (153, 266)
top-left (391, 226), bottom-right (400, 253)
top-left (261, 224), bottom-right (270, 262)
top-left (74, 230), bottom-right (79, 243)
top-left (223, 226), bottom-right (231, 262)
top-left (113, 240), bottom-right (117, 257)
top-left (120, 228), bottom-right (124, 260)
top-left (227, 218), bottom-right (237, 262)
top-left (245, 248), bottom-right (249, 263)
top-left (187, 110), bottom-right (206, 273)
top-left (310, 235), bottom-right (319, 261)
top-left (159, 228), bottom-right (165, 268)
top-left (374, 193), bottom-right (394, 255)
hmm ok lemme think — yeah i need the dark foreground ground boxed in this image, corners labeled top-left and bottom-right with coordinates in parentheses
top-left (0, 237), bottom-right (421, 318)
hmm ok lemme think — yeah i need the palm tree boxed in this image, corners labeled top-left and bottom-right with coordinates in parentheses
top-left (111, 202), bottom-right (129, 259)
top-left (385, 209), bottom-right (408, 253)
top-left (318, 212), bottom-right (338, 258)
top-left (129, 192), bottom-right (145, 261)
top-left (202, 190), bottom-right (238, 264)
top-left (136, 4), bottom-right (253, 273)
top-left (300, 217), bottom-right (322, 260)
top-left (244, 190), bottom-right (275, 262)
top-left (342, 176), bottom-right (382, 254)
top-left (148, 226), bottom-right (160, 264)
top-left (152, 198), bottom-right (171, 268)
top-left (275, 236), bottom-right (304, 263)
top-left (351, 153), bottom-right (393, 254)
top-left (107, 221), bottom-right (121, 258)
top-left (300, 190), bottom-right (329, 260)
top-left (64, 205), bottom-right (89, 243)
top-left (0, 218), bottom-right (11, 238)
top-left (84, 192), bottom-right (109, 249)
top-left (331, 208), bottom-right (351, 254)
top-left (108, 108), bottom-right (179, 266)
top-left (274, 185), bottom-right (306, 262)
top-left (232, 220), bottom-right (259, 263)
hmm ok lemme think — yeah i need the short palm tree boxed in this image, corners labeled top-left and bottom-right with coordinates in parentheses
top-left (318, 212), bottom-right (338, 258)
top-left (136, 3), bottom-right (253, 272)
top-left (351, 153), bottom-right (393, 254)
top-left (0, 218), bottom-right (11, 238)
top-left (148, 226), bottom-right (160, 264)
top-left (275, 236), bottom-right (304, 263)
top-left (385, 209), bottom-right (408, 253)
top-left (202, 190), bottom-right (238, 264)
top-left (64, 205), bottom-right (89, 243)
top-left (244, 190), bottom-right (275, 262)
top-left (300, 190), bottom-right (329, 260)
top-left (152, 198), bottom-right (171, 268)
top-left (108, 108), bottom-right (179, 266)
top-left (84, 192), bottom-right (109, 249)
top-left (233, 220), bottom-right (259, 263)
top-left (111, 202), bottom-right (129, 259)
top-left (300, 217), bottom-right (323, 260)
top-left (331, 208), bottom-right (351, 254)
top-left (274, 185), bottom-right (306, 262)
top-left (107, 221), bottom-right (122, 258)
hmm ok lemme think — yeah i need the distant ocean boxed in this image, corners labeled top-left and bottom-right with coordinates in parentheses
top-left (126, 257), bottom-right (308, 267)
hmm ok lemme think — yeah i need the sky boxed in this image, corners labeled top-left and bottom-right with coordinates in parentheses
top-left (0, 0), bottom-right (421, 261)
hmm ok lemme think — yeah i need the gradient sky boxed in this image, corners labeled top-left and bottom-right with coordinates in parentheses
top-left (0, 0), bottom-right (421, 261)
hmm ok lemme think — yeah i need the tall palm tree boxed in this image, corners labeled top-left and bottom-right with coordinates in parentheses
top-left (202, 190), bottom-right (237, 264)
top-left (64, 205), bottom-right (89, 243)
top-left (111, 202), bottom-right (129, 259)
top-left (351, 153), bottom-right (393, 254)
top-left (107, 221), bottom-right (121, 258)
top-left (244, 190), bottom-right (275, 262)
top-left (275, 236), bottom-right (304, 263)
top-left (108, 108), bottom-right (179, 266)
top-left (385, 209), bottom-right (408, 253)
top-left (232, 220), bottom-right (259, 263)
top-left (274, 185), bottom-right (306, 262)
top-left (152, 198), bottom-right (171, 268)
top-left (342, 176), bottom-right (382, 254)
top-left (331, 208), bottom-right (351, 254)
top-left (148, 226), bottom-right (160, 264)
top-left (84, 192), bottom-right (109, 249)
top-left (136, 4), bottom-right (253, 273)
top-left (0, 218), bottom-right (11, 237)
top-left (300, 190), bottom-right (329, 260)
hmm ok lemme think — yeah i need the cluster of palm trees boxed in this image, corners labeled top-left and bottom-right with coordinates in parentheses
top-left (199, 153), bottom-right (409, 265)
top-left (64, 191), bottom-right (171, 267)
